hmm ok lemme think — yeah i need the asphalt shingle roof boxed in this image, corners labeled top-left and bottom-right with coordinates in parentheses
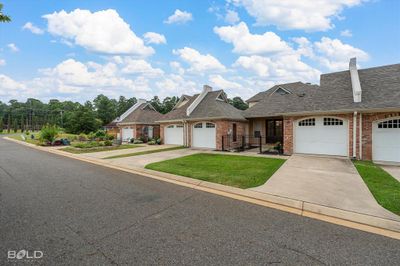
top-left (243, 64), bottom-right (400, 118)
top-left (158, 90), bottom-right (246, 122)
top-left (119, 103), bottom-right (164, 124)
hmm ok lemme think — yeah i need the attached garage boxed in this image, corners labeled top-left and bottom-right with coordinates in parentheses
top-left (121, 127), bottom-right (134, 141)
top-left (372, 118), bottom-right (400, 163)
top-left (164, 124), bottom-right (184, 145)
top-left (294, 117), bottom-right (348, 156)
top-left (192, 122), bottom-right (216, 149)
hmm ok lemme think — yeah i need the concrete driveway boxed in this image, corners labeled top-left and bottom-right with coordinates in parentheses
top-left (250, 154), bottom-right (400, 220)
top-left (381, 165), bottom-right (400, 182)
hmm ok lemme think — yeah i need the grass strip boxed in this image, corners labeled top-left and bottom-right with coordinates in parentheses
top-left (104, 146), bottom-right (185, 159)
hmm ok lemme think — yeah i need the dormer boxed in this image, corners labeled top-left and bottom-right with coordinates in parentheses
top-left (349, 57), bottom-right (362, 103)
top-left (273, 86), bottom-right (291, 95)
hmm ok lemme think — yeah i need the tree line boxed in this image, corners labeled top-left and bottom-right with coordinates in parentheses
top-left (0, 95), bottom-right (248, 134)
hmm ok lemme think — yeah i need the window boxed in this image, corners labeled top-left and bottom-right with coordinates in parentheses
top-left (324, 117), bottom-right (344, 126)
top-left (232, 123), bottom-right (237, 142)
top-left (378, 119), bottom-right (400, 129)
top-left (206, 123), bottom-right (215, 128)
top-left (176, 124), bottom-right (184, 128)
top-left (194, 123), bottom-right (203, 128)
top-left (298, 118), bottom-right (315, 126)
top-left (254, 131), bottom-right (261, 138)
top-left (167, 125), bottom-right (174, 128)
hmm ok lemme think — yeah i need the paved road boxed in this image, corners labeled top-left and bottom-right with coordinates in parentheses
top-left (0, 138), bottom-right (399, 265)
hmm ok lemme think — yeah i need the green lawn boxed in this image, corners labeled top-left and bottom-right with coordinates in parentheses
top-left (61, 144), bottom-right (141, 154)
top-left (353, 160), bottom-right (400, 216)
top-left (145, 153), bottom-right (286, 189)
top-left (104, 146), bottom-right (185, 159)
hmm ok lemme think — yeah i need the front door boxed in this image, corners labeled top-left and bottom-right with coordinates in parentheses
top-left (265, 119), bottom-right (283, 144)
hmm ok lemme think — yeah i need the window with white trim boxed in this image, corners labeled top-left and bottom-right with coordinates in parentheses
top-left (176, 125), bottom-right (184, 128)
top-left (378, 119), bottom-right (400, 129)
top-left (206, 123), bottom-right (215, 128)
top-left (298, 118), bottom-right (315, 126)
top-left (324, 118), bottom-right (344, 126)
top-left (167, 125), bottom-right (174, 128)
top-left (194, 123), bottom-right (203, 128)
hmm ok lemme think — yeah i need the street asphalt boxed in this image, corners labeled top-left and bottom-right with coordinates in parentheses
top-left (0, 137), bottom-right (399, 265)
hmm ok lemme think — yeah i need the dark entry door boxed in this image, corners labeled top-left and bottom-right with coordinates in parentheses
top-left (266, 119), bottom-right (283, 144)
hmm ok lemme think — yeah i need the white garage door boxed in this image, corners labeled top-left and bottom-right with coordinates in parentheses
top-left (373, 118), bottom-right (400, 163)
top-left (295, 117), bottom-right (348, 156)
top-left (165, 124), bottom-right (184, 145)
top-left (122, 127), bottom-right (134, 141)
top-left (192, 122), bottom-right (216, 149)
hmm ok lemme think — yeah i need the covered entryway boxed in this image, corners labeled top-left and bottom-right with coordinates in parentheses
top-left (192, 122), bottom-right (216, 149)
top-left (164, 124), bottom-right (184, 145)
top-left (372, 118), bottom-right (400, 163)
top-left (294, 117), bottom-right (348, 156)
top-left (122, 127), bottom-right (134, 141)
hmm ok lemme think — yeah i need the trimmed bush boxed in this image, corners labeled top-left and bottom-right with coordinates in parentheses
top-left (104, 140), bottom-right (113, 146)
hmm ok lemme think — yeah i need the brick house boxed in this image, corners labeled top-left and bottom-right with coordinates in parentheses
top-left (157, 85), bottom-right (248, 150)
top-left (243, 59), bottom-right (400, 164)
top-left (116, 99), bottom-right (163, 142)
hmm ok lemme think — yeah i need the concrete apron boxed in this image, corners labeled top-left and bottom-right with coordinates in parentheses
top-left (4, 137), bottom-right (400, 240)
top-left (250, 154), bottom-right (400, 222)
top-left (380, 165), bottom-right (400, 182)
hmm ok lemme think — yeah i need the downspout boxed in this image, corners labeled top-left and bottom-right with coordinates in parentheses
top-left (353, 111), bottom-right (357, 158)
top-left (359, 113), bottom-right (362, 160)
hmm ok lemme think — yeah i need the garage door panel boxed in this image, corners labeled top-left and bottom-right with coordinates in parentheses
top-left (295, 117), bottom-right (348, 156)
top-left (192, 122), bottom-right (216, 149)
top-left (373, 119), bottom-right (400, 163)
top-left (165, 125), bottom-right (183, 145)
top-left (122, 128), bottom-right (134, 141)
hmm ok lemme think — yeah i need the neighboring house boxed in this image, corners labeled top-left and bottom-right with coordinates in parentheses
top-left (156, 85), bottom-right (247, 150)
top-left (243, 59), bottom-right (400, 163)
top-left (116, 99), bottom-right (164, 142)
top-left (104, 120), bottom-right (119, 138)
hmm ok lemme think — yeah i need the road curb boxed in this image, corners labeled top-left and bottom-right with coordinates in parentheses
top-left (4, 137), bottom-right (400, 240)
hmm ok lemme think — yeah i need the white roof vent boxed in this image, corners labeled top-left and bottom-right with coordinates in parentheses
top-left (349, 57), bottom-right (362, 103)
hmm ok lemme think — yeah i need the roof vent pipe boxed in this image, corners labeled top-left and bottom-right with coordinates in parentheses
top-left (349, 58), bottom-right (362, 103)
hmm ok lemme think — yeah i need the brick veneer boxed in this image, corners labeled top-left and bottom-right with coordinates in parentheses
top-left (160, 120), bottom-right (248, 150)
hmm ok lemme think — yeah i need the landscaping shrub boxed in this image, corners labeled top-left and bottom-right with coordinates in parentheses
top-left (156, 138), bottom-right (161, 145)
top-left (104, 140), bottom-right (113, 146)
top-left (39, 125), bottom-right (59, 144)
top-left (78, 133), bottom-right (88, 141)
top-left (148, 139), bottom-right (157, 145)
top-left (133, 139), bottom-right (143, 144)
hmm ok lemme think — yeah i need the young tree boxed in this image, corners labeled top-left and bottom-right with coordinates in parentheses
top-left (64, 101), bottom-right (101, 134)
top-left (0, 3), bottom-right (11, 23)
top-left (162, 96), bottom-right (179, 114)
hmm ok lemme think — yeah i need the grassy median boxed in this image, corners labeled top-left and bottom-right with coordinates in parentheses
top-left (353, 160), bottom-right (400, 216)
top-left (104, 146), bottom-right (185, 159)
top-left (145, 153), bottom-right (286, 189)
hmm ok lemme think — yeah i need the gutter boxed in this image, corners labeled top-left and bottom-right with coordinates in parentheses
top-left (155, 116), bottom-right (248, 123)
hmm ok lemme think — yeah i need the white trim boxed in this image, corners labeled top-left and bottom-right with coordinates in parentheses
top-left (215, 91), bottom-right (228, 102)
top-left (272, 86), bottom-right (292, 95)
top-left (187, 85), bottom-right (212, 116)
top-left (359, 113), bottom-right (362, 160)
top-left (353, 111), bottom-right (357, 158)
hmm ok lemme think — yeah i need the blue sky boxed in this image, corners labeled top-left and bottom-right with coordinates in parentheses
top-left (0, 0), bottom-right (399, 103)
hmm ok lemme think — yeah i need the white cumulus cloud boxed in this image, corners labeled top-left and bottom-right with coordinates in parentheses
top-left (209, 74), bottom-right (242, 90)
top-left (143, 32), bottom-right (167, 44)
top-left (164, 9), bottom-right (193, 24)
top-left (173, 47), bottom-right (226, 73)
top-left (314, 37), bottom-right (369, 71)
top-left (120, 58), bottom-right (164, 76)
top-left (231, 0), bottom-right (363, 31)
top-left (225, 10), bottom-right (240, 24)
top-left (340, 29), bottom-right (353, 37)
top-left (43, 9), bottom-right (154, 56)
top-left (214, 22), bottom-right (291, 54)
top-left (7, 43), bottom-right (19, 52)
top-left (22, 22), bottom-right (44, 34)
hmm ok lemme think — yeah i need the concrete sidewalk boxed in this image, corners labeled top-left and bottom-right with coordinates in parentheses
top-left (250, 154), bottom-right (400, 221)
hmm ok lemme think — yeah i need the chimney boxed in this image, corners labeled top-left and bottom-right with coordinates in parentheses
top-left (349, 58), bottom-right (362, 103)
top-left (203, 85), bottom-right (213, 92)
